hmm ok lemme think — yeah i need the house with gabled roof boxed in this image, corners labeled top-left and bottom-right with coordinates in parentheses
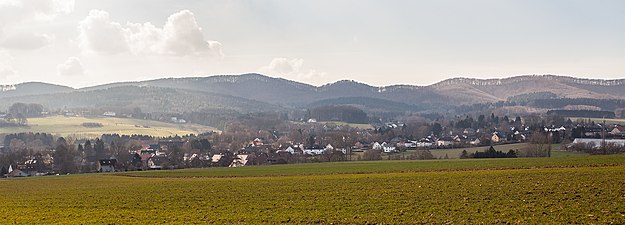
top-left (491, 132), bottom-right (507, 143)
top-left (97, 159), bottom-right (117, 172)
top-left (6, 165), bottom-right (28, 177)
top-left (610, 126), bottom-right (625, 137)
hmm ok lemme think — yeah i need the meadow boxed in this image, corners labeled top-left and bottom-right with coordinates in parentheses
top-left (0, 115), bottom-right (217, 138)
top-left (1, 154), bottom-right (624, 224)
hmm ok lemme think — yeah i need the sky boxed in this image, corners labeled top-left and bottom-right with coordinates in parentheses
top-left (0, 0), bottom-right (623, 88)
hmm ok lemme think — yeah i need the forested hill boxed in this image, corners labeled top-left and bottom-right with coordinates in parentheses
top-left (0, 82), bottom-right (74, 98)
top-left (2, 74), bottom-right (625, 114)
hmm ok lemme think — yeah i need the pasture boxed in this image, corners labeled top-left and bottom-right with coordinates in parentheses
top-left (0, 155), bottom-right (624, 224)
top-left (0, 115), bottom-right (217, 138)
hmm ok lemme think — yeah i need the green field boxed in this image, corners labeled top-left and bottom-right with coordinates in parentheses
top-left (569, 117), bottom-right (625, 125)
top-left (428, 143), bottom-right (528, 159)
top-left (1, 155), bottom-right (625, 224)
top-left (0, 115), bottom-right (217, 138)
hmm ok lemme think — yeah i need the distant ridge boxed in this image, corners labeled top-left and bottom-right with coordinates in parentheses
top-left (2, 74), bottom-right (625, 113)
top-left (433, 75), bottom-right (625, 87)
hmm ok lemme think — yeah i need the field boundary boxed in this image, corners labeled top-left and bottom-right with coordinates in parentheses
top-left (112, 162), bottom-right (625, 179)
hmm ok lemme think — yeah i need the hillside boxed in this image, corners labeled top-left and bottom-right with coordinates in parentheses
top-left (0, 82), bottom-right (75, 98)
top-left (430, 75), bottom-right (625, 103)
top-left (2, 74), bottom-right (625, 115)
top-left (77, 73), bottom-right (625, 106)
top-left (0, 86), bottom-right (279, 114)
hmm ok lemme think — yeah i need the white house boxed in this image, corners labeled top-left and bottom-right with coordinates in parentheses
top-left (371, 142), bottom-right (383, 150)
top-left (436, 137), bottom-right (454, 147)
top-left (382, 142), bottom-right (398, 153)
top-left (303, 147), bottom-right (326, 155)
top-left (417, 139), bottom-right (433, 148)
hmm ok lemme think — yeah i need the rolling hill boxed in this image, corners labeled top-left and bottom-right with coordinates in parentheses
top-left (2, 74), bottom-right (625, 115)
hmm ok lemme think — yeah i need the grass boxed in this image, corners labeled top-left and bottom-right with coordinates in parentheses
top-left (0, 115), bottom-right (217, 138)
top-left (1, 155), bottom-right (625, 223)
top-left (569, 117), bottom-right (625, 125)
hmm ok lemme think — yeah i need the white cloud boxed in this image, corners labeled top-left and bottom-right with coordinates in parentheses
top-left (78, 10), bottom-right (129, 54)
top-left (57, 56), bottom-right (84, 76)
top-left (78, 9), bottom-right (223, 57)
top-left (259, 58), bottom-right (327, 82)
top-left (1, 32), bottom-right (53, 50)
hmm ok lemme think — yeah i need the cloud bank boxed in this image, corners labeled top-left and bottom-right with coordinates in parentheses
top-left (260, 58), bottom-right (327, 83)
top-left (78, 9), bottom-right (223, 57)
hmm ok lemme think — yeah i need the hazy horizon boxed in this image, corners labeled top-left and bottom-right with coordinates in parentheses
top-left (1, 0), bottom-right (623, 88)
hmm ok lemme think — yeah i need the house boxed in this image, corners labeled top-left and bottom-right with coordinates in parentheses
top-left (230, 154), bottom-right (255, 167)
top-left (6, 165), bottom-right (28, 177)
top-left (371, 142), bottom-right (383, 150)
top-left (351, 141), bottom-right (370, 152)
top-left (18, 157), bottom-right (45, 176)
top-left (382, 142), bottom-right (398, 153)
top-left (210, 152), bottom-right (233, 167)
top-left (303, 145), bottom-right (326, 155)
top-left (469, 138), bottom-right (481, 146)
top-left (7, 169), bottom-right (29, 177)
top-left (398, 140), bottom-right (417, 149)
top-left (416, 138), bottom-right (433, 148)
top-left (582, 126), bottom-right (603, 138)
top-left (148, 156), bottom-right (167, 170)
top-left (97, 159), bottom-right (117, 172)
top-left (436, 137), bottom-right (454, 147)
top-left (491, 132), bottom-right (507, 143)
top-left (610, 126), bottom-right (625, 136)
top-left (277, 145), bottom-right (302, 154)
top-left (252, 138), bottom-right (264, 146)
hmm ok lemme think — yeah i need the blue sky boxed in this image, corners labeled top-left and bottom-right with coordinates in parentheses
top-left (0, 0), bottom-right (623, 87)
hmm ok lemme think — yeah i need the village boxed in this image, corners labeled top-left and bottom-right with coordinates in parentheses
top-left (0, 111), bottom-right (625, 177)
top-left (3, 112), bottom-right (625, 178)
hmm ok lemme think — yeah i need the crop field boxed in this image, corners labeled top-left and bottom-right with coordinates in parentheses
top-left (1, 155), bottom-right (625, 224)
top-left (0, 115), bottom-right (217, 138)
